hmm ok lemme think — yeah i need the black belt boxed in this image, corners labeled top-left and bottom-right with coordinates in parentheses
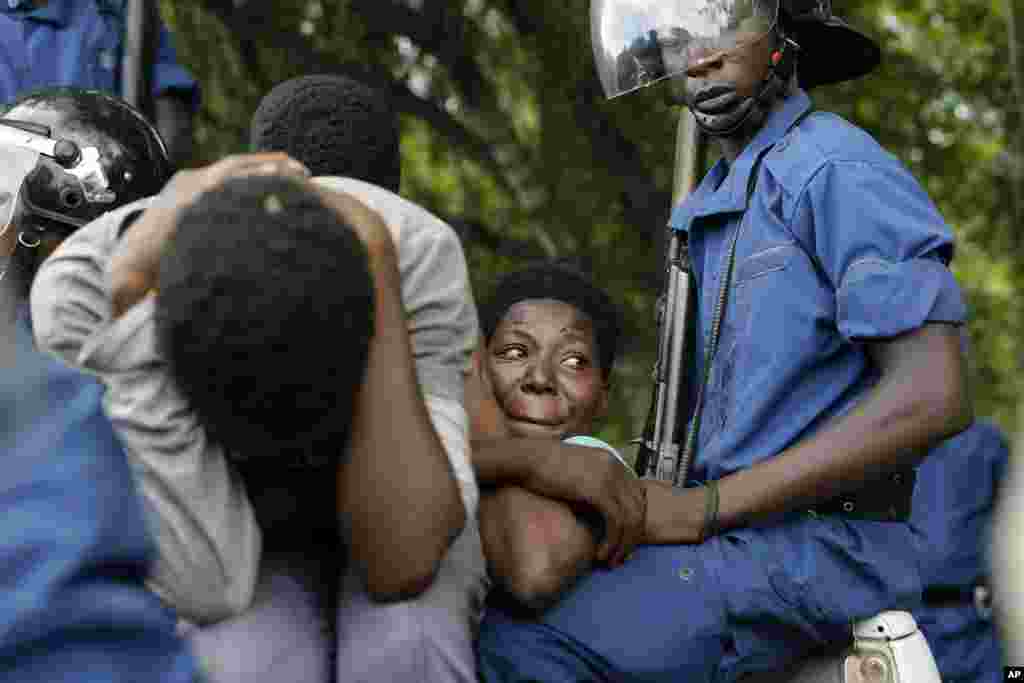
top-left (808, 467), bottom-right (916, 522)
top-left (923, 585), bottom-right (977, 607)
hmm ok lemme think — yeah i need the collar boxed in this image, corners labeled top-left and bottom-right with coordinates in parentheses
top-left (2, 0), bottom-right (72, 27)
top-left (669, 89), bottom-right (813, 234)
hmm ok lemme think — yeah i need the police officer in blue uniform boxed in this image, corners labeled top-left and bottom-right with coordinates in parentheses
top-left (0, 84), bottom-right (191, 681)
top-left (0, 0), bottom-right (198, 166)
top-left (0, 322), bottom-right (198, 682)
top-left (477, 1), bottom-right (973, 680)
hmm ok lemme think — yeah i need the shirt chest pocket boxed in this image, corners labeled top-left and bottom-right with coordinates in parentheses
top-left (735, 242), bottom-right (799, 284)
top-left (729, 242), bottom-right (801, 342)
top-left (706, 242), bottom-right (801, 439)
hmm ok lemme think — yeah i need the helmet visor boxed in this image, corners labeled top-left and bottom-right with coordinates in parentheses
top-left (591, 0), bottom-right (778, 99)
top-left (0, 144), bottom-right (41, 238)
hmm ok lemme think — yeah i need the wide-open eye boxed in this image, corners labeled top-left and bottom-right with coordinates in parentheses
top-left (495, 345), bottom-right (527, 361)
top-left (562, 354), bottom-right (590, 371)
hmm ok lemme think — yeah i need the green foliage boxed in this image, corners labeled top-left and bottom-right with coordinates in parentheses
top-left (160, 0), bottom-right (1023, 445)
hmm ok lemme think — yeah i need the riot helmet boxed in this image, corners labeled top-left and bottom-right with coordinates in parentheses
top-left (0, 88), bottom-right (172, 256)
top-left (590, 0), bottom-right (881, 133)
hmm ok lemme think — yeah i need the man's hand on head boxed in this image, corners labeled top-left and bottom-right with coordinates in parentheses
top-left (108, 153), bottom-right (310, 318)
top-left (311, 186), bottom-right (400, 292)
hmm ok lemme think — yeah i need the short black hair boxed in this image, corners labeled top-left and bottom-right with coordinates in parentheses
top-left (250, 74), bottom-right (401, 193)
top-left (155, 174), bottom-right (375, 468)
top-left (480, 259), bottom-right (622, 380)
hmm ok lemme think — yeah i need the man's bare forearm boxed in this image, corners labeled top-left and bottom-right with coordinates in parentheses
top-left (472, 438), bottom-right (553, 487)
top-left (340, 249), bottom-right (465, 602)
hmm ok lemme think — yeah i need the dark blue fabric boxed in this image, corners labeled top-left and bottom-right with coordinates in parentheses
top-left (0, 325), bottom-right (197, 682)
top-left (0, 0), bottom-right (197, 107)
top-left (911, 420), bottom-right (1008, 682)
top-left (477, 90), bottom-right (965, 682)
top-left (478, 514), bottom-right (922, 682)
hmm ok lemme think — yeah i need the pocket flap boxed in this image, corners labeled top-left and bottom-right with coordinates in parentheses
top-left (736, 243), bottom-right (798, 283)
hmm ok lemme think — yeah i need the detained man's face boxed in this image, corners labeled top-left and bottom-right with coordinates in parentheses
top-left (480, 299), bottom-right (608, 440)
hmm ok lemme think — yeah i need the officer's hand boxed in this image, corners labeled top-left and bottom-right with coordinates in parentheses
top-left (524, 444), bottom-right (647, 568)
top-left (109, 153), bottom-right (310, 318)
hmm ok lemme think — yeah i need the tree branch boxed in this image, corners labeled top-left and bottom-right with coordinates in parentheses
top-left (197, 0), bottom-right (515, 195)
top-left (351, 0), bottom-right (489, 108)
top-left (572, 74), bottom-right (673, 242)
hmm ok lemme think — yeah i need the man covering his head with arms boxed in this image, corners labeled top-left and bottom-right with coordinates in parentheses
top-left (1, 326), bottom-right (197, 683)
top-left (247, 73), bottom-right (488, 683)
top-left (31, 149), bottom-right (474, 683)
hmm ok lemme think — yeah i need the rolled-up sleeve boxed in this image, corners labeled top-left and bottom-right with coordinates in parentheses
top-left (30, 205), bottom-right (260, 625)
top-left (799, 159), bottom-right (966, 341)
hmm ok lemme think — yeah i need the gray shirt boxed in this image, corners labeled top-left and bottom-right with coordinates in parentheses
top-left (30, 177), bottom-right (480, 625)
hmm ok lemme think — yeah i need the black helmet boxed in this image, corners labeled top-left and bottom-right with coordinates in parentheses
top-left (0, 87), bottom-right (172, 241)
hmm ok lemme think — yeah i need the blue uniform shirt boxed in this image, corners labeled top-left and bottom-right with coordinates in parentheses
top-left (478, 90), bottom-right (968, 682)
top-left (671, 88), bottom-right (965, 483)
top-left (0, 0), bottom-right (197, 106)
top-left (0, 323), bottom-right (197, 682)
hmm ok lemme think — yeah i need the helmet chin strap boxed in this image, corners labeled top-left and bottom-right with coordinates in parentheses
top-left (692, 33), bottom-right (800, 139)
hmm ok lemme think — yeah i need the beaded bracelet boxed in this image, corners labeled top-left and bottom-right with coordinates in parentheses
top-left (701, 479), bottom-right (720, 542)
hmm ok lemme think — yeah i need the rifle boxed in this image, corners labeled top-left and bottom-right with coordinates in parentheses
top-left (633, 111), bottom-right (706, 485)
